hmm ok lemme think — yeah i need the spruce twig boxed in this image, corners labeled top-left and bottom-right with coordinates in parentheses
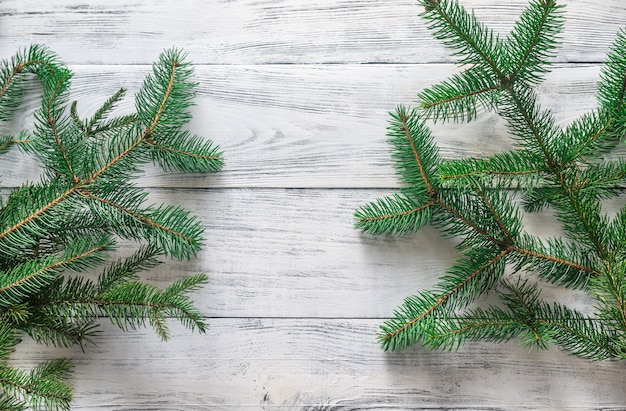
top-left (357, 0), bottom-right (626, 360)
top-left (0, 46), bottom-right (222, 409)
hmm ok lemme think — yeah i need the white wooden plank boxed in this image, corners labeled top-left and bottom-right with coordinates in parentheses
top-left (11, 319), bottom-right (626, 409)
top-left (0, 63), bottom-right (609, 188)
top-left (54, 188), bottom-right (591, 319)
top-left (2, 0), bottom-right (626, 409)
top-left (0, 0), bottom-right (623, 65)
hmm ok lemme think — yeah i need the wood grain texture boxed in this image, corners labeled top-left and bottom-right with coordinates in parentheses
top-left (0, 64), bottom-right (611, 188)
top-left (2, 0), bottom-right (626, 409)
top-left (0, 0), bottom-right (624, 65)
top-left (11, 319), bottom-right (626, 410)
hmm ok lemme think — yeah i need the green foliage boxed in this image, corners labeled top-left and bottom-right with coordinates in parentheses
top-left (356, 0), bottom-right (626, 360)
top-left (0, 45), bottom-right (223, 409)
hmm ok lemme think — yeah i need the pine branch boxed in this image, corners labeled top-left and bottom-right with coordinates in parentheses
top-left (0, 45), bottom-right (223, 408)
top-left (380, 248), bottom-right (508, 350)
top-left (355, 194), bottom-right (435, 236)
top-left (439, 150), bottom-right (546, 187)
top-left (418, 68), bottom-right (500, 122)
top-left (358, 0), bottom-right (626, 359)
top-left (419, 0), bottom-right (503, 77)
top-left (0, 360), bottom-right (73, 411)
top-left (504, 0), bottom-right (564, 85)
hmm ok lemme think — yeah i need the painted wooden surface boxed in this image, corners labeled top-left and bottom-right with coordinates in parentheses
top-left (1, 0), bottom-right (626, 409)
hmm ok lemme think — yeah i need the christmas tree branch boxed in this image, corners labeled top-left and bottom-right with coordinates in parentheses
top-left (77, 190), bottom-right (195, 246)
top-left (381, 248), bottom-right (509, 350)
top-left (0, 45), bottom-right (222, 408)
top-left (420, 0), bottom-right (502, 77)
top-left (358, 0), bottom-right (626, 358)
top-left (396, 108), bottom-right (436, 195)
top-left (506, 0), bottom-right (564, 84)
top-left (504, 87), bottom-right (609, 259)
top-left (0, 238), bottom-right (110, 307)
top-left (0, 360), bottom-right (73, 411)
top-left (509, 245), bottom-right (597, 275)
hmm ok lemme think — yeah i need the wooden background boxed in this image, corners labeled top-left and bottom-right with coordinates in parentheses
top-left (1, 0), bottom-right (626, 409)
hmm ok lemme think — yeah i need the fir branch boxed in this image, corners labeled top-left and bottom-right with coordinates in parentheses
top-left (0, 45), bottom-right (222, 408)
top-left (0, 236), bottom-right (112, 308)
top-left (76, 189), bottom-right (201, 258)
top-left (418, 69), bottom-right (500, 122)
top-left (419, 0), bottom-right (503, 77)
top-left (0, 360), bottom-right (73, 411)
top-left (355, 194), bottom-right (435, 236)
top-left (380, 248), bottom-right (508, 350)
top-left (598, 28), bottom-right (626, 115)
top-left (0, 135), bottom-right (32, 156)
top-left (358, 0), bottom-right (626, 359)
top-left (439, 150), bottom-right (546, 187)
top-left (390, 106), bottom-right (439, 194)
top-left (505, 0), bottom-right (564, 85)
top-left (0, 45), bottom-right (63, 122)
top-left (425, 307), bottom-right (525, 350)
top-left (146, 130), bottom-right (223, 173)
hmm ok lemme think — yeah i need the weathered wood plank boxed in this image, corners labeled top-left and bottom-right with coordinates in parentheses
top-left (0, 63), bottom-right (608, 188)
top-left (0, 0), bottom-right (623, 65)
top-left (3, 0), bottom-right (626, 409)
top-left (11, 319), bottom-right (626, 409)
top-left (48, 188), bottom-right (591, 319)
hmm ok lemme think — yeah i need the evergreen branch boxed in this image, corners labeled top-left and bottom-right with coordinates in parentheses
top-left (0, 182), bottom-right (78, 252)
top-left (84, 88), bottom-right (128, 134)
top-left (0, 360), bottom-right (73, 411)
top-left (505, 0), bottom-right (564, 85)
top-left (77, 190), bottom-right (194, 246)
top-left (502, 87), bottom-right (558, 165)
top-left (564, 109), bottom-right (617, 162)
top-left (589, 261), bottom-right (626, 334)
top-left (0, 135), bottom-right (32, 156)
top-left (0, 323), bottom-right (20, 362)
top-left (144, 56), bottom-right (178, 137)
top-left (42, 273), bottom-right (208, 341)
top-left (89, 114), bottom-right (139, 138)
top-left (510, 244), bottom-right (597, 277)
top-left (97, 245), bottom-right (162, 292)
top-left (69, 101), bottom-right (84, 134)
top-left (0, 393), bottom-right (27, 411)
top-left (146, 131), bottom-right (223, 173)
top-left (434, 190), bottom-right (510, 248)
top-left (442, 166), bottom-right (541, 182)
top-left (0, 45), bottom-right (220, 408)
top-left (439, 150), bottom-right (545, 187)
top-left (425, 308), bottom-right (525, 350)
top-left (536, 315), bottom-right (617, 360)
top-left (392, 106), bottom-right (438, 195)
top-left (504, 87), bottom-right (609, 259)
top-left (468, 180), bottom-right (516, 245)
top-left (43, 71), bottom-right (77, 182)
top-left (0, 237), bottom-right (111, 307)
top-left (83, 127), bottom-right (145, 184)
top-left (0, 51), bottom-right (207, 253)
top-left (355, 194), bottom-right (435, 236)
top-left (0, 45), bottom-right (62, 122)
top-left (19, 315), bottom-right (99, 350)
top-left (380, 248), bottom-right (508, 350)
top-left (358, 0), bottom-right (626, 360)
top-left (598, 28), bottom-right (626, 114)
top-left (419, 0), bottom-right (502, 76)
top-left (418, 69), bottom-right (500, 122)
